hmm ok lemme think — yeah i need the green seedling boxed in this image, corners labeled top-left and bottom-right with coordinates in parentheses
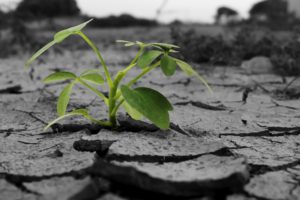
top-left (26, 19), bottom-right (211, 131)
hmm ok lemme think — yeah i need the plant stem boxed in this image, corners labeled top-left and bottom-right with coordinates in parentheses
top-left (77, 32), bottom-right (113, 88)
top-left (114, 61), bottom-right (161, 100)
top-left (106, 47), bottom-right (144, 123)
top-left (90, 119), bottom-right (112, 127)
top-left (77, 78), bottom-right (109, 105)
top-left (127, 61), bottom-right (160, 87)
top-left (109, 60), bottom-right (160, 121)
top-left (121, 46), bottom-right (144, 74)
top-left (122, 63), bottom-right (136, 74)
top-left (108, 71), bottom-right (126, 127)
top-left (111, 99), bottom-right (125, 117)
top-left (130, 46), bottom-right (144, 65)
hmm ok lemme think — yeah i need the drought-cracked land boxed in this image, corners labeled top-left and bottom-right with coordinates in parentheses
top-left (1, 27), bottom-right (300, 200)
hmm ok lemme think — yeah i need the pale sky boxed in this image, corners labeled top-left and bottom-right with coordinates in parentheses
top-left (0, 0), bottom-right (260, 23)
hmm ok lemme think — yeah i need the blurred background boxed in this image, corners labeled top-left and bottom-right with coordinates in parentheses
top-left (1, 0), bottom-right (300, 75)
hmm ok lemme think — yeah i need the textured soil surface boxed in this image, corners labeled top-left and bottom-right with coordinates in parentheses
top-left (1, 46), bottom-right (300, 200)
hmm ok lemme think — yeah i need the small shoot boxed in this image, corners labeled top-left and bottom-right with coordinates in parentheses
top-left (26, 19), bottom-right (211, 131)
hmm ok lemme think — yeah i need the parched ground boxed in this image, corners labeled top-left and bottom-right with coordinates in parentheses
top-left (1, 40), bottom-right (300, 200)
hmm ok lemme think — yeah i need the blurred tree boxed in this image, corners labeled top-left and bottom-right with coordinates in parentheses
top-left (15, 0), bottom-right (80, 19)
top-left (249, 0), bottom-right (288, 29)
top-left (90, 14), bottom-right (158, 27)
top-left (215, 6), bottom-right (239, 25)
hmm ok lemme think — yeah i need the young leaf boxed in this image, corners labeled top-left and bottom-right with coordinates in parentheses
top-left (116, 40), bottom-right (131, 43)
top-left (80, 73), bottom-right (105, 85)
top-left (137, 87), bottom-right (173, 111)
top-left (122, 101), bottom-right (143, 120)
top-left (80, 69), bottom-right (101, 76)
top-left (136, 41), bottom-right (145, 46)
top-left (116, 40), bottom-right (136, 47)
top-left (26, 19), bottom-right (93, 68)
top-left (25, 40), bottom-right (56, 68)
top-left (120, 86), bottom-right (172, 130)
top-left (160, 55), bottom-right (177, 77)
top-left (57, 82), bottom-right (74, 116)
top-left (43, 71), bottom-right (76, 84)
top-left (44, 109), bottom-right (90, 131)
top-left (149, 42), bottom-right (180, 50)
top-left (67, 109), bottom-right (99, 123)
top-left (137, 50), bottom-right (162, 68)
top-left (54, 19), bottom-right (93, 43)
top-left (173, 58), bottom-right (212, 92)
top-left (116, 40), bottom-right (146, 48)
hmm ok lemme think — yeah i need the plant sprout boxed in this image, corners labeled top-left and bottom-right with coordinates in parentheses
top-left (26, 19), bottom-right (211, 131)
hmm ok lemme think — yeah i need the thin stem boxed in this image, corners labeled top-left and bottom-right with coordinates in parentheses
top-left (127, 61), bottom-right (160, 87)
top-left (114, 61), bottom-right (160, 100)
top-left (77, 32), bottom-right (113, 88)
top-left (130, 46), bottom-right (144, 66)
top-left (108, 71), bottom-right (126, 127)
top-left (89, 118), bottom-right (112, 127)
top-left (121, 46), bottom-right (144, 74)
top-left (111, 99), bottom-right (125, 116)
top-left (77, 78), bottom-right (109, 105)
top-left (122, 63), bottom-right (136, 74)
top-left (44, 112), bottom-right (111, 131)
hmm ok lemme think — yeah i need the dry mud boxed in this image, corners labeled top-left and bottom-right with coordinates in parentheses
top-left (1, 50), bottom-right (300, 200)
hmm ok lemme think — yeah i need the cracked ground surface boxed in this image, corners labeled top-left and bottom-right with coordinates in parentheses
top-left (1, 40), bottom-right (300, 200)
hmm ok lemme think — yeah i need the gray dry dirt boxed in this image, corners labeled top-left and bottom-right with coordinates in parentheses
top-left (1, 48), bottom-right (300, 200)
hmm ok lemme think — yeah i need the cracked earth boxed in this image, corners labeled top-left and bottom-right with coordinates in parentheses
top-left (1, 46), bottom-right (300, 200)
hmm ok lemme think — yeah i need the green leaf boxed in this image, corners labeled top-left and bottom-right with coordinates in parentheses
top-left (80, 73), bottom-right (104, 85)
top-left (54, 19), bottom-right (93, 43)
top-left (44, 109), bottom-right (90, 131)
top-left (136, 41), bottom-right (145, 46)
top-left (169, 49), bottom-right (179, 53)
top-left (26, 19), bottom-right (93, 68)
top-left (160, 55), bottom-right (177, 76)
top-left (68, 109), bottom-right (98, 123)
top-left (121, 86), bottom-right (172, 130)
top-left (80, 69), bottom-right (101, 76)
top-left (149, 43), bottom-right (180, 50)
top-left (136, 87), bottom-right (173, 111)
top-left (25, 40), bottom-right (56, 68)
top-left (43, 71), bottom-right (76, 83)
top-left (137, 50), bottom-right (162, 68)
top-left (122, 101), bottom-right (143, 120)
top-left (116, 40), bottom-right (136, 47)
top-left (116, 40), bottom-right (131, 43)
top-left (57, 82), bottom-right (74, 116)
top-left (173, 58), bottom-right (213, 93)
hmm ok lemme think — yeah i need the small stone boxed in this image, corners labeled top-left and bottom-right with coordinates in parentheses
top-left (241, 56), bottom-right (273, 74)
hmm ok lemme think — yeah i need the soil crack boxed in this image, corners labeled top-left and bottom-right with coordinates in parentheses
top-left (104, 147), bottom-right (233, 163)
top-left (249, 159), bottom-right (300, 176)
top-left (149, 78), bottom-right (191, 87)
top-left (174, 101), bottom-right (227, 111)
top-left (0, 85), bottom-right (22, 94)
top-left (0, 170), bottom-right (88, 196)
top-left (221, 129), bottom-right (300, 137)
